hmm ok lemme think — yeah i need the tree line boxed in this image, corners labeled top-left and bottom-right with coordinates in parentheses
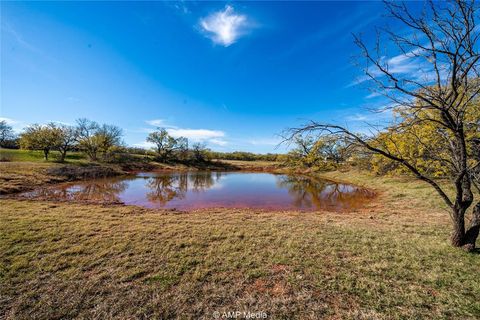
top-left (0, 119), bottom-right (124, 162)
top-left (0, 120), bottom-right (283, 163)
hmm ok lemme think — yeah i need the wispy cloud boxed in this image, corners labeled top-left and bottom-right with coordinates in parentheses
top-left (145, 119), bottom-right (171, 127)
top-left (248, 137), bottom-right (281, 146)
top-left (348, 52), bottom-right (424, 87)
top-left (346, 114), bottom-right (369, 122)
top-left (1, 22), bottom-right (40, 54)
top-left (199, 5), bottom-right (250, 47)
top-left (144, 119), bottom-right (227, 146)
top-left (365, 91), bottom-right (381, 99)
top-left (278, 10), bottom-right (379, 60)
top-left (348, 45), bottom-right (444, 88)
top-left (0, 117), bottom-right (25, 133)
top-left (0, 117), bottom-right (18, 125)
top-left (384, 50), bottom-right (425, 75)
top-left (345, 107), bottom-right (393, 123)
top-left (49, 120), bottom-right (74, 126)
top-left (133, 141), bottom-right (156, 149)
top-left (210, 138), bottom-right (228, 146)
top-left (173, 1), bottom-right (190, 15)
top-left (168, 128), bottom-right (225, 141)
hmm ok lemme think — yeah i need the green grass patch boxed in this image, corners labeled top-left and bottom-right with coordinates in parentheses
top-left (0, 148), bottom-right (87, 163)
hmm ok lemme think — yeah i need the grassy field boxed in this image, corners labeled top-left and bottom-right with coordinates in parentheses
top-left (0, 148), bottom-right (87, 163)
top-left (1, 169), bottom-right (479, 319)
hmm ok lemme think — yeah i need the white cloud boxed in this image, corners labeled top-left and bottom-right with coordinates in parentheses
top-left (346, 108), bottom-right (393, 123)
top-left (133, 141), bottom-right (156, 149)
top-left (248, 137), bottom-right (281, 146)
top-left (346, 114), bottom-right (369, 121)
top-left (145, 119), bottom-right (168, 127)
top-left (386, 52), bottom-right (423, 75)
top-left (0, 117), bottom-right (18, 125)
top-left (199, 5), bottom-right (249, 46)
top-left (348, 47), bottom-right (431, 87)
top-left (144, 119), bottom-right (227, 146)
top-left (49, 120), bottom-right (73, 126)
top-left (210, 138), bottom-right (228, 146)
top-left (168, 128), bottom-right (225, 141)
top-left (0, 117), bottom-right (24, 133)
top-left (365, 92), bottom-right (381, 99)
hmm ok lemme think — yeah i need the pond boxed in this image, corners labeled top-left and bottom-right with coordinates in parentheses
top-left (18, 171), bottom-right (375, 211)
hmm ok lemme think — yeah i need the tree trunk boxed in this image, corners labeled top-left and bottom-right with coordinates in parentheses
top-left (451, 203), bottom-right (479, 252)
top-left (463, 202), bottom-right (480, 252)
top-left (451, 216), bottom-right (465, 247)
top-left (60, 149), bottom-right (67, 162)
top-left (88, 150), bottom-right (97, 161)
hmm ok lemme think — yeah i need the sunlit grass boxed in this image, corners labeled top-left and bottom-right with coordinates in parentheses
top-left (0, 148), bottom-right (87, 163)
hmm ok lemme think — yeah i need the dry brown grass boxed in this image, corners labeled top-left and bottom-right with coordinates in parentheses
top-left (0, 162), bottom-right (123, 195)
top-left (0, 170), bottom-right (479, 319)
top-left (220, 160), bottom-right (282, 171)
top-left (0, 162), bottom-right (64, 194)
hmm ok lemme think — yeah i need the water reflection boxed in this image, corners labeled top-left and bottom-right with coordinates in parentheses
top-left (277, 175), bottom-right (374, 211)
top-left (26, 179), bottom-right (129, 203)
top-left (145, 172), bottom-right (222, 204)
top-left (146, 174), bottom-right (187, 205)
top-left (18, 171), bottom-right (374, 211)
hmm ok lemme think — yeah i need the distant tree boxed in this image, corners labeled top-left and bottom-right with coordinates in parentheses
top-left (207, 150), bottom-right (279, 161)
top-left (191, 142), bottom-right (208, 162)
top-left (75, 119), bottom-right (123, 161)
top-left (0, 120), bottom-right (15, 147)
top-left (19, 123), bottom-right (59, 160)
top-left (287, 135), bottom-right (318, 167)
top-left (175, 136), bottom-right (189, 161)
top-left (147, 128), bottom-right (186, 162)
top-left (75, 118), bottom-right (101, 161)
top-left (314, 135), bottom-right (352, 165)
top-left (55, 125), bottom-right (77, 162)
top-left (286, 1), bottom-right (480, 251)
top-left (293, 135), bottom-right (316, 159)
top-left (285, 135), bottom-right (351, 169)
top-left (96, 124), bottom-right (123, 160)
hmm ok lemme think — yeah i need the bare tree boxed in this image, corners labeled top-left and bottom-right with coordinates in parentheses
top-left (75, 118), bottom-right (101, 161)
top-left (75, 119), bottom-right (123, 161)
top-left (96, 124), bottom-right (123, 160)
top-left (191, 142), bottom-right (208, 162)
top-left (0, 120), bottom-right (15, 147)
top-left (147, 128), bottom-right (187, 162)
top-left (56, 125), bottom-right (77, 162)
top-left (285, 1), bottom-right (480, 251)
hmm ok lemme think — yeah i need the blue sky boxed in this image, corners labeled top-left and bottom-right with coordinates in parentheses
top-left (1, 1), bottom-right (421, 153)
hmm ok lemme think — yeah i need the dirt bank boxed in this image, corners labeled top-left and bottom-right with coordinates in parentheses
top-left (0, 162), bottom-right (124, 195)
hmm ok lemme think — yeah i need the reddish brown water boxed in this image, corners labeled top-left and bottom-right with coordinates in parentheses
top-left (18, 171), bottom-right (375, 211)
